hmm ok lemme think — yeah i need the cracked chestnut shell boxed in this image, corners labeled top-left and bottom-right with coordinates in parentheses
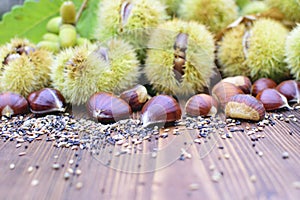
top-left (141, 95), bottom-right (182, 127)
top-left (185, 94), bottom-right (218, 117)
top-left (87, 92), bottom-right (132, 124)
top-left (0, 92), bottom-right (29, 117)
top-left (27, 88), bottom-right (66, 114)
top-left (276, 80), bottom-right (300, 103)
top-left (225, 94), bottom-right (265, 121)
top-left (119, 85), bottom-right (150, 111)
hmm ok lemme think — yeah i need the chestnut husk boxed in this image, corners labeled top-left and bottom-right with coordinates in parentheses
top-left (27, 88), bottom-right (66, 114)
top-left (185, 94), bottom-right (218, 117)
top-left (0, 92), bottom-right (29, 117)
top-left (141, 95), bottom-right (182, 127)
top-left (87, 92), bottom-right (132, 124)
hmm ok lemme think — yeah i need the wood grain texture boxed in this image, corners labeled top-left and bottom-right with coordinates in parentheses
top-left (0, 110), bottom-right (300, 200)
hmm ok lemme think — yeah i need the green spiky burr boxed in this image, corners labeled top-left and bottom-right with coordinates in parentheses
top-left (241, 1), bottom-right (270, 15)
top-left (144, 19), bottom-right (215, 96)
top-left (0, 38), bottom-right (53, 97)
top-left (94, 0), bottom-right (168, 60)
top-left (285, 24), bottom-right (300, 81)
top-left (88, 38), bottom-right (140, 94)
top-left (159, 0), bottom-right (182, 16)
top-left (217, 17), bottom-right (289, 82)
top-left (178, 0), bottom-right (239, 33)
top-left (265, 0), bottom-right (300, 22)
top-left (50, 44), bottom-right (102, 105)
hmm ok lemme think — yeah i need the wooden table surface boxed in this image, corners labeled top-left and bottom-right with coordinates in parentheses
top-left (0, 109), bottom-right (300, 200)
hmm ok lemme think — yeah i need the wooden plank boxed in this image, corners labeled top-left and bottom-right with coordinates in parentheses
top-left (0, 110), bottom-right (300, 199)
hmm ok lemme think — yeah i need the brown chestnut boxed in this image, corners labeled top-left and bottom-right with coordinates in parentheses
top-left (119, 85), bottom-right (150, 111)
top-left (276, 80), bottom-right (300, 104)
top-left (212, 82), bottom-right (244, 108)
top-left (87, 92), bottom-right (132, 124)
top-left (141, 95), bottom-right (182, 127)
top-left (185, 94), bottom-right (218, 117)
top-left (222, 76), bottom-right (252, 94)
top-left (27, 88), bottom-right (66, 114)
top-left (225, 94), bottom-right (265, 121)
top-left (0, 92), bottom-right (29, 117)
top-left (256, 88), bottom-right (293, 111)
top-left (251, 78), bottom-right (277, 96)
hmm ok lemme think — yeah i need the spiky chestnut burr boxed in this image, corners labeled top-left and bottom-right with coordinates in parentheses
top-left (159, 0), bottom-right (182, 16)
top-left (87, 38), bottom-right (140, 94)
top-left (178, 0), bottom-right (239, 33)
top-left (50, 44), bottom-right (103, 105)
top-left (145, 19), bottom-right (215, 96)
top-left (0, 38), bottom-right (53, 97)
top-left (265, 0), bottom-right (300, 22)
top-left (241, 1), bottom-right (270, 15)
top-left (285, 24), bottom-right (300, 81)
top-left (217, 17), bottom-right (289, 83)
top-left (94, 0), bottom-right (168, 60)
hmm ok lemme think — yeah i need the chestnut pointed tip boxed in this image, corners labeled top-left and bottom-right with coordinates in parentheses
top-left (2, 105), bottom-right (14, 118)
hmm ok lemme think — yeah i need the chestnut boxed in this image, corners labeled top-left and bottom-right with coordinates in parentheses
top-left (87, 92), bottom-right (132, 124)
top-left (119, 85), bottom-right (150, 111)
top-left (212, 82), bottom-right (244, 108)
top-left (276, 80), bottom-right (300, 103)
top-left (0, 92), bottom-right (29, 117)
top-left (141, 95), bottom-right (182, 127)
top-left (251, 78), bottom-right (277, 96)
top-left (225, 94), bottom-right (265, 121)
top-left (256, 88), bottom-right (293, 111)
top-left (27, 88), bottom-right (66, 114)
top-left (185, 94), bottom-right (218, 117)
top-left (222, 76), bottom-right (252, 94)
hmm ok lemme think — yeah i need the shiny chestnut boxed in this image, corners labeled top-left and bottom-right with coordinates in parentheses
top-left (222, 76), bottom-right (252, 94)
top-left (251, 78), bottom-right (277, 96)
top-left (141, 95), bottom-right (182, 127)
top-left (256, 88), bottom-right (293, 111)
top-left (119, 85), bottom-right (150, 111)
top-left (0, 92), bottom-right (29, 117)
top-left (87, 92), bottom-right (132, 124)
top-left (276, 80), bottom-right (300, 103)
top-left (212, 82), bottom-right (244, 108)
top-left (27, 88), bottom-right (66, 114)
top-left (185, 94), bottom-right (218, 117)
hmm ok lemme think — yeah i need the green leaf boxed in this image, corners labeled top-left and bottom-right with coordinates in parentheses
top-left (0, 0), bottom-right (86, 45)
top-left (76, 0), bottom-right (100, 39)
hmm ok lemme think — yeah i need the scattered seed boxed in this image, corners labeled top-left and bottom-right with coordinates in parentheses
top-left (76, 169), bottom-right (82, 175)
top-left (209, 164), bottom-right (215, 171)
top-left (282, 152), bottom-right (289, 159)
top-left (27, 166), bottom-right (34, 173)
top-left (9, 163), bottom-right (15, 170)
top-left (18, 152), bottom-right (26, 156)
top-left (189, 183), bottom-right (199, 191)
top-left (52, 163), bottom-right (60, 170)
top-left (224, 153), bottom-right (230, 159)
top-left (258, 151), bottom-right (263, 157)
top-left (64, 172), bottom-right (70, 180)
top-left (194, 139), bottom-right (201, 144)
top-left (293, 181), bottom-right (300, 189)
top-left (69, 159), bottom-right (74, 165)
top-left (16, 143), bottom-right (22, 148)
top-left (211, 171), bottom-right (222, 182)
top-left (250, 175), bottom-right (257, 183)
top-left (31, 179), bottom-right (39, 186)
top-left (76, 182), bottom-right (83, 190)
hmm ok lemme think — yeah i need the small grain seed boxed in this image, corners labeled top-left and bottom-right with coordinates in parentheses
top-left (194, 139), bottom-right (201, 144)
top-left (69, 159), bottom-right (74, 165)
top-left (76, 169), bottom-right (82, 175)
top-left (54, 155), bottom-right (58, 159)
top-left (211, 171), bottom-right (222, 182)
top-left (27, 166), bottom-right (34, 173)
top-left (209, 164), bottom-right (215, 171)
top-left (288, 114), bottom-right (295, 118)
top-left (257, 127), bottom-right (264, 131)
top-left (164, 128), bottom-right (170, 132)
top-left (224, 153), bottom-right (230, 159)
top-left (16, 143), bottom-right (22, 148)
top-left (52, 163), bottom-right (60, 170)
top-left (31, 179), bottom-right (39, 186)
top-left (151, 152), bottom-right (157, 158)
top-left (9, 163), bottom-right (15, 170)
top-left (68, 168), bottom-right (74, 174)
top-left (258, 151), bottom-right (263, 157)
top-left (250, 175), bottom-right (257, 183)
top-left (293, 181), bottom-right (300, 189)
top-left (282, 152), bottom-right (289, 159)
top-left (189, 183), bottom-right (199, 191)
top-left (18, 152), bottom-right (26, 156)
top-left (64, 172), bottom-right (70, 180)
top-left (76, 182), bottom-right (83, 190)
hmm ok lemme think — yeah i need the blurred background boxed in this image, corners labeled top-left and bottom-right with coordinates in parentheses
top-left (0, 0), bottom-right (25, 19)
